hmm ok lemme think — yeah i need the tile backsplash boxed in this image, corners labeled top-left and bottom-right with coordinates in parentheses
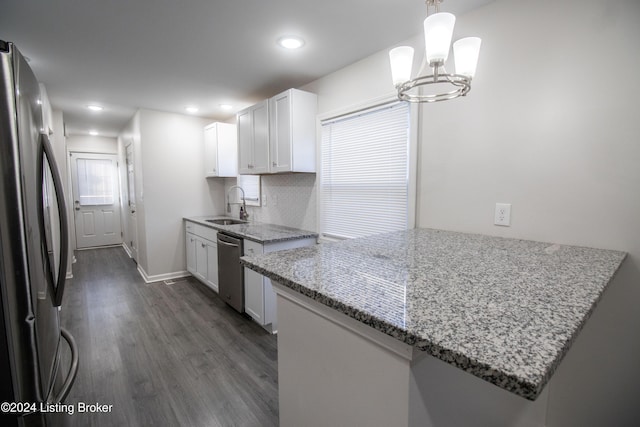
top-left (224, 174), bottom-right (317, 232)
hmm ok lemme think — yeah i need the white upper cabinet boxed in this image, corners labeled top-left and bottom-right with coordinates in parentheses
top-left (237, 100), bottom-right (270, 174)
top-left (204, 122), bottom-right (238, 178)
top-left (237, 88), bottom-right (317, 175)
top-left (269, 89), bottom-right (317, 173)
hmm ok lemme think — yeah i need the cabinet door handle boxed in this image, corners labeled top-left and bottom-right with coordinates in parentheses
top-left (201, 243), bottom-right (206, 248)
top-left (272, 162), bottom-right (277, 167)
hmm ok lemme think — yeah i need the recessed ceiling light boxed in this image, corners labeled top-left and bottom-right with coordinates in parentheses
top-left (89, 130), bottom-right (99, 136)
top-left (87, 105), bottom-right (104, 111)
top-left (185, 106), bottom-right (199, 114)
top-left (278, 36), bottom-right (305, 49)
top-left (219, 104), bottom-right (233, 111)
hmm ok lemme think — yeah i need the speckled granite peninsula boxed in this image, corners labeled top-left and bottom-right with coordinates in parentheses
top-left (241, 228), bottom-right (626, 401)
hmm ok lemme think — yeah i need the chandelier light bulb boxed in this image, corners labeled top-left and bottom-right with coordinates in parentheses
top-left (454, 37), bottom-right (482, 78)
top-left (424, 12), bottom-right (456, 66)
top-left (388, 0), bottom-right (480, 103)
top-left (389, 46), bottom-right (414, 87)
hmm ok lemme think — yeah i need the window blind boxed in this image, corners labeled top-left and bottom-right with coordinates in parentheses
top-left (320, 101), bottom-right (410, 239)
top-left (76, 158), bottom-right (115, 206)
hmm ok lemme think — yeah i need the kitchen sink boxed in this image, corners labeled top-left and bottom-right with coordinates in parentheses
top-left (206, 218), bottom-right (247, 225)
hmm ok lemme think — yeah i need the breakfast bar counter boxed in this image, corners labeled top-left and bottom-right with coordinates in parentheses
top-left (241, 228), bottom-right (626, 426)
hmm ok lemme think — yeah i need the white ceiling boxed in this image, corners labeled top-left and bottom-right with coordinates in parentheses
top-left (1, 0), bottom-right (492, 137)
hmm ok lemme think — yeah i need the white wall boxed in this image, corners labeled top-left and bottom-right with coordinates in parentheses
top-left (303, 0), bottom-right (640, 424)
top-left (122, 109), bottom-right (225, 280)
top-left (66, 135), bottom-right (118, 154)
top-left (118, 112), bottom-right (143, 265)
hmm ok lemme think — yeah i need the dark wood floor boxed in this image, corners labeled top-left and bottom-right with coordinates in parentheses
top-left (59, 247), bottom-right (279, 427)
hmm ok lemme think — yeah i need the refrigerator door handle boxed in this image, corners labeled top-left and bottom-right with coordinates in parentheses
top-left (38, 133), bottom-right (69, 307)
top-left (52, 328), bottom-right (79, 403)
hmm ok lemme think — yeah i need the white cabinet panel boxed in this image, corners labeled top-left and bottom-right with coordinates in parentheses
top-left (185, 221), bottom-right (218, 293)
top-left (238, 88), bottom-right (317, 175)
top-left (204, 122), bottom-right (237, 177)
top-left (237, 100), bottom-right (269, 174)
top-left (195, 238), bottom-right (208, 283)
top-left (244, 240), bottom-right (265, 322)
top-left (243, 236), bottom-right (317, 333)
top-left (269, 91), bottom-right (292, 172)
top-left (186, 232), bottom-right (197, 274)
top-left (269, 89), bottom-right (317, 173)
top-left (237, 109), bottom-right (253, 174)
top-left (205, 239), bottom-right (218, 292)
top-left (252, 101), bottom-right (270, 174)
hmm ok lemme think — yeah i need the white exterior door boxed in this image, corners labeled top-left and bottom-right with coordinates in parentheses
top-left (70, 152), bottom-right (122, 248)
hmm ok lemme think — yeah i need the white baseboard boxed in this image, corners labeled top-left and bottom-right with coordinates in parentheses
top-left (122, 243), bottom-right (133, 258)
top-left (137, 265), bottom-right (190, 284)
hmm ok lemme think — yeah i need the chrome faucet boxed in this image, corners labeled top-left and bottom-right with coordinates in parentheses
top-left (227, 185), bottom-right (249, 220)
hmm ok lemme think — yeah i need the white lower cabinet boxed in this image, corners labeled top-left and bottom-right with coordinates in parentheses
top-left (205, 240), bottom-right (218, 291)
top-left (244, 237), bottom-right (316, 333)
top-left (185, 221), bottom-right (219, 293)
top-left (186, 232), bottom-right (197, 273)
top-left (244, 240), bottom-right (271, 327)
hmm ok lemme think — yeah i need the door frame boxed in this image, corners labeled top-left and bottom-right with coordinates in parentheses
top-left (69, 151), bottom-right (123, 249)
top-left (123, 141), bottom-right (138, 261)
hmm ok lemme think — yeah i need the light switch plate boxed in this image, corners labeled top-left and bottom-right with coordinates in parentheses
top-left (494, 203), bottom-right (511, 226)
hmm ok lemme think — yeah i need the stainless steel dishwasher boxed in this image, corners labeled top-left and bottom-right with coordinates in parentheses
top-left (217, 233), bottom-right (244, 313)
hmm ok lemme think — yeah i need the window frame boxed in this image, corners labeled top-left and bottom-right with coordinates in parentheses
top-left (237, 174), bottom-right (261, 207)
top-left (316, 94), bottom-right (418, 242)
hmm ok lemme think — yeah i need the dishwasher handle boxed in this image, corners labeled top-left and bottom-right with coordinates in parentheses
top-left (217, 233), bottom-right (242, 247)
top-left (217, 239), bottom-right (239, 248)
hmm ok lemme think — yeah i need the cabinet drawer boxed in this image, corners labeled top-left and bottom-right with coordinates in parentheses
top-left (244, 239), bottom-right (264, 256)
top-left (185, 221), bottom-right (218, 242)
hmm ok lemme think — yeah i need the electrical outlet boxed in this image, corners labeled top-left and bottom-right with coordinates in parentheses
top-left (494, 203), bottom-right (511, 226)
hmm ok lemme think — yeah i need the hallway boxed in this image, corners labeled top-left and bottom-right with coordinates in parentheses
top-left (60, 247), bottom-right (279, 427)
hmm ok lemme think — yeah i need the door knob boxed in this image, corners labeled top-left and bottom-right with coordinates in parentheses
top-left (75, 207), bottom-right (80, 211)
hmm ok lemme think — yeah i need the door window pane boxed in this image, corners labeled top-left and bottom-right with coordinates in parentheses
top-left (76, 158), bottom-right (115, 206)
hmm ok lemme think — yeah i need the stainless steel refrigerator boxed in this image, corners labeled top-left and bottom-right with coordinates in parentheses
top-left (1, 41), bottom-right (78, 426)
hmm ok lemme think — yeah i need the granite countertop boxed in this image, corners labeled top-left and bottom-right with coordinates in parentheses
top-left (240, 228), bottom-right (626, 400)
top-left (184, 216), bottom-right (318, 244)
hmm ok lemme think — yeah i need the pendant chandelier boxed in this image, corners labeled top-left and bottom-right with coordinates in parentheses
top-left (389, 0), bottom-right (481, 103)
